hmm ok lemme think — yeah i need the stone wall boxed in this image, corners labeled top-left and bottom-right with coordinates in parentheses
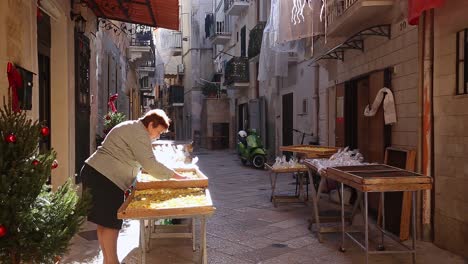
top-left (433, 0), bottom-right (468, 257)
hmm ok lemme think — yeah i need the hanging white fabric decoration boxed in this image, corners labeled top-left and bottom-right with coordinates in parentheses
top-left (291, 0), bottom-right (312, 25)
top-left (364, 87), bottom-right (397, 125)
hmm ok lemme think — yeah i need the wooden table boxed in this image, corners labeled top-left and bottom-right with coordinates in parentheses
top-left (326, 164), bottom-right (432, 264)
top-left (265, 164), bottom-right (309, 207)
top-left (303, 160), bottom-right (364, 243)
top-left (118, 189), bottom-right (215, 264)
top-left (279, 145), bottom-right (339, 159)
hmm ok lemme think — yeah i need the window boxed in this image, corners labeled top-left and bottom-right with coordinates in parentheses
top-left (140, 76), bottom-right (149, 89)
top-left (241, 26), bottom-right (246, 57)
top-left (302, 99), bottom-right (308, 114)
top-left (456, 29), bottom-right (468, 95)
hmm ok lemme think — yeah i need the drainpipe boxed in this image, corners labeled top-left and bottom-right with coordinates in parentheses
top-left (416, 11), bottom-right (424, 240)
top-left (421, 9), bottom-right (434, 241)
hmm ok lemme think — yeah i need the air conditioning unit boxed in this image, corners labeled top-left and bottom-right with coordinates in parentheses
top-left (177, 64), bottom-right (185, 74)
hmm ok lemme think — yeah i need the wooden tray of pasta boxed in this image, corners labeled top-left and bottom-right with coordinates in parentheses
top-left (118, 187), bottom-right (215, 219)
top-left (136, 168), bottom-right (208, 189)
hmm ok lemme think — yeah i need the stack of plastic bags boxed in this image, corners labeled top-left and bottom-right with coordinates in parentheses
top-left (153, 144), bottom-right (197, 169)
top-left (307, 147), bottom-right (367, 174)
top-left (272, 155), bottom-right (305, 169)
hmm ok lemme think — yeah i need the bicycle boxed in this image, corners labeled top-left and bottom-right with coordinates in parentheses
top-left (291, 128), bottom-right (316, 200)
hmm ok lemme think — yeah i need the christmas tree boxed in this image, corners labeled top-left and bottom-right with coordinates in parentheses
top-left (0, 103), bottom-right (89, 264)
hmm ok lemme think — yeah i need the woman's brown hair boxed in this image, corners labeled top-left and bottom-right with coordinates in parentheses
top-left (139, 109), bottom-right (171, 130)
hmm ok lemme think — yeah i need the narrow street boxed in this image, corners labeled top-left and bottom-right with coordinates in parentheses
top-left (62, 150), bottom-right (465, 264)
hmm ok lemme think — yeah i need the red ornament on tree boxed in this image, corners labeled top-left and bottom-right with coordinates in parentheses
top-left (5, 133), bottom-right (16, 143)
top-left (0, 225), bottom-right (7, 238)
top-left (51, 160), bottom-right (59, 170)
top-left (32, 159), bottom-right (40, 166)
top-left (105, 115), bottom-right (111, 120)
top-left (41, 126), bottom-right (50, 137)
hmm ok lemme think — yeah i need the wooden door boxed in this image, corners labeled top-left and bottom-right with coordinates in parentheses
top-left (351, 70), bottom-right (387, 163)
top-left (38, 14), bottom-right (51, 154)
top-left (282, 93), bottom-right (294, 157)
top-left (74, 32), bottom-right (91, 183)
top-left (241, 26), bottom-right (246, 57)
top-left (335, 83), bottom-right (345, 147)
top-left (356, 77), bottom-right (370, 159)
top-left (367, 71), bottom-right (386, 163)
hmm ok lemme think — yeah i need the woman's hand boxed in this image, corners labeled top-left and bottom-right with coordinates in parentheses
top-left (171, 172), bottom-right (188, 180)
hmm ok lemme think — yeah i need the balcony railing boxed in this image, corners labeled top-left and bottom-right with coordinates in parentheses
top-left (169, 85), bottom-right (184, 105)
top-left (224, 57), bottom-right (249, 85)
top-left (206, 13), bottom-right (231, 44)
top-left (212, 21), bottom-right (230, 36)
top-left (224, 0), bottom-right (250, 16)
top-left (325, 0), bottom-right (394, 36)
top-left (130, 38), bottom-right (151, 46)
top-left (131, 29), bottom-right (153, 46)
top-left (326, 0), bottom-right (357, 26)
top-left (135, 30), bottom-right (153, 41)
top-left (140, 60), bottom-right (155, 68)
top-left (248, 22), bottom-right (266, 58)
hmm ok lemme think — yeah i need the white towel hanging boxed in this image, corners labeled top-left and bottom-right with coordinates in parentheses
top-left (364, 87), bottom-right (397, 125)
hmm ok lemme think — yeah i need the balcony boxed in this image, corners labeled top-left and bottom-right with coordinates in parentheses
top-left (248, 22), bottom-right (266, 59)
top-left (169, 32), bottom-right (182, 56)
top-left (137, 60), bottom-right (156, 77)
top-left (325, 0), bottom-right (394, 37)
top-left (224, 57), bottom-right (249, 87)
top-left (207, 14), bottom-right (231, 45)
top-left (128, 30), bottom-right (153, 62)
top-left (169, 85), bottom-right (184, 106)
top-left (224, 0), bottom-right (250, 16)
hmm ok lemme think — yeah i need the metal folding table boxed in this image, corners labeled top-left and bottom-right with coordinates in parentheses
top-left (303, 160), bottom-right (364, 243)
top-left (326, 164), bottom-right (432, 264)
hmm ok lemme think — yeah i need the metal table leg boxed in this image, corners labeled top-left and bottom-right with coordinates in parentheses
top-left (378, 192), bottom-right (386, 251)
top-left (192, 218), bottom-right (196, 251)
top-left (140, 219), bottom-right (146, 264)
top-left (412, 191), bottom-right (417, 264)
top-left (201, 216), bottom-right (207, 264)
top-left (364, 192), bottom-right (369, 264)
top-left (340, 182), bottom-right (346, 252)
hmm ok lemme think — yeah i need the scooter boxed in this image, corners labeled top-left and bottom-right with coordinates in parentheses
top-left (237, 129), bottom-right (267, 169)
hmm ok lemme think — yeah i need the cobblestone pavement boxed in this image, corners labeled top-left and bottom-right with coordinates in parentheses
top-left (62, 150), bottom-right (466, 264)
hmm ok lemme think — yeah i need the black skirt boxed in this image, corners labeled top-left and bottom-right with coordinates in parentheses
top-left (81, 164), bottom-right (124, 230)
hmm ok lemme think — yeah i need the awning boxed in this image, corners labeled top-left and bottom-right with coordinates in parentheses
top-left (84, 0), bottom-right (179, 30)
top-left (309, 25), bottom-right (391, 65)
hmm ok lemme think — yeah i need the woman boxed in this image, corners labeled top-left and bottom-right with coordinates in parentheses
top-left (81, 109), bottom-right (187, 264)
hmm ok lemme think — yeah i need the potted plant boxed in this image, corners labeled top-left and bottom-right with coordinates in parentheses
top-left (96, 94), bottom-right (126, 147)
top-left (202, 83), bottom-right (219, 98)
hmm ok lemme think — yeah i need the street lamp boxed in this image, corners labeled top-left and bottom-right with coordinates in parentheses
top-left (70, 11), bottom-right (87, 34)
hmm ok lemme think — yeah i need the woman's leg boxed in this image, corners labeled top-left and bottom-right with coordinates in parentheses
top-left (97, 224), bottom-right (120, 264)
